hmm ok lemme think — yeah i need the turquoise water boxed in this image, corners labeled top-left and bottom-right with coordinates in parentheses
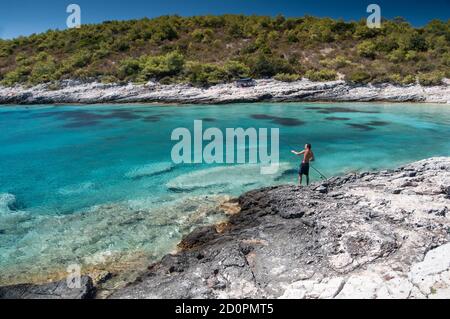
top-left (1, 102), bottom-right (450, 284)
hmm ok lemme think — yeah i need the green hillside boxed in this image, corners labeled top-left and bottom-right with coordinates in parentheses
top-left (0, 15), bottom-right (449, 87)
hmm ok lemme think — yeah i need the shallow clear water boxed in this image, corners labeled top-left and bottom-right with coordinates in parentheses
top-left (1, 102), bottom-right (450, 284)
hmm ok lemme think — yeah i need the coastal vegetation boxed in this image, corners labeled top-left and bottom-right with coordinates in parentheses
top-left (0, 15), bottom-right (449, 87)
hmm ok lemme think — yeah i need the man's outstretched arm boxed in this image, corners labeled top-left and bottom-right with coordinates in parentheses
top-left (291, 150), bottom-right (305, 156)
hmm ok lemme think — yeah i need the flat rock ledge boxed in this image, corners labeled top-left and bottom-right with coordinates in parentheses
top-left (1, 79), bottom-right (449, 105)
top-left (1, 157), bottom-right (449, 299)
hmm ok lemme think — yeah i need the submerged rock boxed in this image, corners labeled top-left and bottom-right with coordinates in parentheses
top-left (125, 162), bottom-right (175, 179)
top-left (166, 163), bottom-right (292, 192)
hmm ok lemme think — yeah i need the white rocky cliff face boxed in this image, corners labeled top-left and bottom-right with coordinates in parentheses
top-left (0, 79), bottom-right (449, 104)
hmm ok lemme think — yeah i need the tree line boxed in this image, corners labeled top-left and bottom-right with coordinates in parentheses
top-left (0, 15), bottom-right (449, 87)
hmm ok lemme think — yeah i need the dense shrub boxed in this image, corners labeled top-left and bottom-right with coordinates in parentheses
top-left (117, 51), bottom-right (185, 82)
top-left (274, 73), bottom-right (301, 82)
top-left (387, 49), bottom-right (405, 63)
top-left (2, 66), bottom-right (31, 86)
top-left (184, 62), bottom-right (227, 86)
top-left (29, 55), bottom-right (58, 84)
top-left (223, 60), bottom-right (250, 79)
top-left (402, 75), bottom-right (416, 85)
top-left (0, 42), bottom-right (13, 58)
top-left (247, 54), bottom-right (292, 77)
top-left (118, 58), bottom-right (141, 80)
top-left (347, 71), bottom-right (372, 84)
top-left (442, 52), bottom-right (450, 67)
top-left (418, 72), bottom-right (444, 86)
top-left (285, 30), bottom-right (299, 43)
top-left (357, 40), bottom-right (377, 58)
top-left (151, 21), bottom-right (178, 43)
top-left (320, 56), bottom-right (351, 69)
top-left (101, 75), bottom-right (119, 84)
top-left (61, 50), bottom-right (92, 74)
top-left (139, 51), bottom-right (185, 80)
top-left (305, 69), bottom-right (337, 82)
top-left (407, 33), bottom-right (428, 52)
top-left (191, 28), bottom-right (214, 43)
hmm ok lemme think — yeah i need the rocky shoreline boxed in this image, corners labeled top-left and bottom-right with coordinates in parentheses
top-left (1, 79), bottom-right (449, 105)
top-left (1, 157), bottom-right (449, 299)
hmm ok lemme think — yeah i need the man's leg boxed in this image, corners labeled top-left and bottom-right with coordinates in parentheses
top-left (306, 174), bottom-right (309, 185)
top-left (299, 174), bottom-right (302, 185)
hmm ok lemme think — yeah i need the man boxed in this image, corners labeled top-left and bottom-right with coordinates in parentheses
top-left (291, 144), bottom-right (315, 186)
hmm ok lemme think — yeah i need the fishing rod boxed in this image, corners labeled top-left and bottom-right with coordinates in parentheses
top-left (310, 165), bottom-right (328, 180)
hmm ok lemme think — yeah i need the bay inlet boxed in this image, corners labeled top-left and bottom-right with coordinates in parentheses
top-left (1, 102), bottom-right (449, 285)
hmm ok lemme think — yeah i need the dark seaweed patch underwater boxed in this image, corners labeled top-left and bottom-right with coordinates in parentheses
top-left (250, 114), bottom-right (304, 126)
